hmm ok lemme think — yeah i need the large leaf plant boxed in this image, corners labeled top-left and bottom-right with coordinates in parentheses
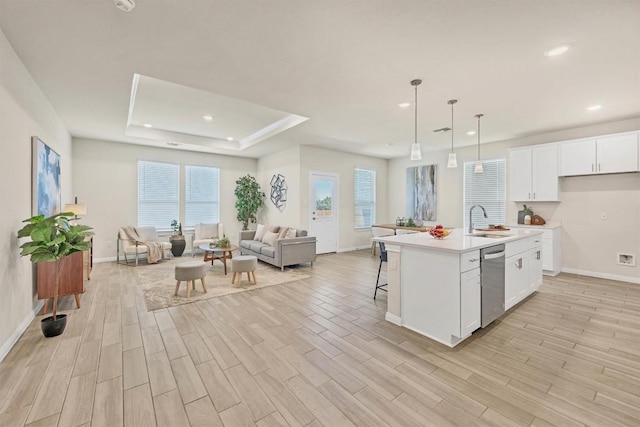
top-left (18, 213), bottom-right (93, 320)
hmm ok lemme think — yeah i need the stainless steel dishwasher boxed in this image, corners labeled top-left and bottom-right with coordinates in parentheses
top-left (480, 244), bottom-right (506, 327)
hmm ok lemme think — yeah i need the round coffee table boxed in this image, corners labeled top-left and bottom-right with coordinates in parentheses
top-left (199, 244), bottom-right (238, 275)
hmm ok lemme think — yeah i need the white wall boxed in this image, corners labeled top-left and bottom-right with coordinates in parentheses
top-left (72, 138), bottom-right (257, 260)
top-left (0, 28), bottom-right (72, 359)
top-left (257, 146), bottom-right (301, 228)
top-left (389, 117), bottom-right (640, 281)
top-left (299, 146), bottom-right (389, 251)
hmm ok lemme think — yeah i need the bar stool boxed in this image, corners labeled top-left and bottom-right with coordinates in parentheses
top-left (375, 242), bottom-right (388, 299)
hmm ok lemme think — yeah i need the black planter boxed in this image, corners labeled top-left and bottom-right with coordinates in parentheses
top-left (170, 236), bottom-right (186, 257)
top-left (41, 314), bottom-right (67, 338)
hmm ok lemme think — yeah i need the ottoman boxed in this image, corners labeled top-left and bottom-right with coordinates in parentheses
top-left (231, 255), bottom-right (258, 285)
top-left (174, 261), bottom-right (208, 297)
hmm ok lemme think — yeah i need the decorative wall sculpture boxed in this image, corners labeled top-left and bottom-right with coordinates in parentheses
top-left (32, 136), bottom-right (61, 216)
top-left (406, 165), bottom-right (437, 221)
top-left (270, 174), bottom-right (287, 211)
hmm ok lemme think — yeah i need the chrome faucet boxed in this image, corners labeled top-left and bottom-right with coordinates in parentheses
top-left (469, 204), bottom-right (488, 233)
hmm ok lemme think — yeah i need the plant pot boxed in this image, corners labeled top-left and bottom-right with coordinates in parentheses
top-left (170, 235), bottom-right (186, 257)
top-left (41, 314), bottom-right (67, 338)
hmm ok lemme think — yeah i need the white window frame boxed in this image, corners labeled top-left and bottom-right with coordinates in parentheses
top-left (137, 160), bottom-right (180, 230)
top-left (463, 158), bottom-right (506, 231)
top-left (184, 164), bottom-right (221, 227)
top-left (354, 168), bottom-right (376, 229)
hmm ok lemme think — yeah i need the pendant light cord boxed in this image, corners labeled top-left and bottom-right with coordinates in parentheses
top-left (451, 103), bottom-right (454, 152)
top-left (414, 83), bottom-right (418, 145)
top-left (475, 113), bottom-right (483, 159)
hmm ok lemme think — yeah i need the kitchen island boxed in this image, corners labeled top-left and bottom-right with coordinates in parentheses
top-left (375, 228), bottom-right (544, 347)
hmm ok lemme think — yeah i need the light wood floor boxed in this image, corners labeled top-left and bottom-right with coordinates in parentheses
top-left (1, 250), bottom-right (640, 427)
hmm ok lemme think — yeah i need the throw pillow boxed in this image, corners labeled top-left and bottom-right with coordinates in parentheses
top-left (254, 224), bottom-right (266, 241)
top-left (262, 231), bottom-right (279, 246)
top-left (285, 228), bottom-right (297, 238)
top-left (277, 227), bottom-right (289, 240)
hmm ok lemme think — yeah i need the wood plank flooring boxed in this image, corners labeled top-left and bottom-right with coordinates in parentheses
top-left (1, 250), bottom-right (640, 426)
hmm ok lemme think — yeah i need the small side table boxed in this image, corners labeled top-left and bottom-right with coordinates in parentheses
top-left (199, 244), bottom-right (238, 275)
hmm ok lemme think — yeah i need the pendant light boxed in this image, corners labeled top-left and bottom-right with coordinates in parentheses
top-left (410, 79), bottom-right (422, 161)
top-left (447, 99), bottom-right (458, 168)
top-left (474, 113), bottom-right (484, 173)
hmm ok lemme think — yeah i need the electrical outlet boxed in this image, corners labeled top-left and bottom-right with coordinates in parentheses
top-left (600, 212), bottom-right (607, 220)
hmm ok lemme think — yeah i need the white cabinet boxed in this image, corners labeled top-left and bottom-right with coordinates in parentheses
top-left (510, 144), bottom-right (559, 201)
top-left (559, 133), bottom-right (639, 176)
top-left (509, 226), bottom-right (562, 276)
top-left (505, 252), bottom-right (529, 311)
top-left (460, 268), bottom-right (481, 338)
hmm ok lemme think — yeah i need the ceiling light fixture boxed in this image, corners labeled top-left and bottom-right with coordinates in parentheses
top-left (203, 115), bottom-right (213, 121)
top-left (474, 114), bottom-right (484, 173)
top-left (410, 79), bottom-right (422, 161)
top-left (143, 123), bottom-right (153, 128)
top-left (226, 137), bottom-right (234, 141)
top-left (545, 44), bottom-right (570, 57)
top-left (398, 102), bottom-right (411, 108)
top-left (467, 131), bottom-right (476, 136)
top-left (114, 0), bottom-right (136, 12)
top-left (447, 99), bottom-right (458, 168)
top-left (587, 104), bottom-right (602, 111)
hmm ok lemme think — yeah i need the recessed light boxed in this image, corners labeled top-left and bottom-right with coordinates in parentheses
top-left (143, 123), bottom-right (153, 128)
top-left (203, 115), bottom-right (214, 121)
top-left (587, 104), bottom-right (602, 111)
top-left (226, 137), bottom-right (234, 141)
top-left (398, 103), bottom-right (411, 108)
top-left (385, 143), bottom-right (394, 147)
top-left (467, 131), bottom-right (476, 135)
top-left (545, 44), bottom-right (570, 57)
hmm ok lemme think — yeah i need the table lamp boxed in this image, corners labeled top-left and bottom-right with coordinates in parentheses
top-left (63, 196), bottom-right (87, 224)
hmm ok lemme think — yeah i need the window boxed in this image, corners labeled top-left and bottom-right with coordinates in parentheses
top-left (354, 168), bottom-right (376, 228)
top-left (463, 159), bottom-right (506, 231)
top-left (137, 160), bottom-right (179, 228)
top-left (185, 165), bottom-right (220, 226)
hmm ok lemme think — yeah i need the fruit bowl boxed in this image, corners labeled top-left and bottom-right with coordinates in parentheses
top-left (429, 225), bottom-right (452, 240)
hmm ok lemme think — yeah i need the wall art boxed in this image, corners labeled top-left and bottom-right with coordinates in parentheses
top-left (406, 164), bottom-right (437, 221)
top-left (270, 173), bottom-right (287, 211)
top-left (32, 136), bottom-right (61, 217)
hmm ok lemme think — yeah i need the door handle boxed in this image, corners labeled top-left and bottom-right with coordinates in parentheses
top-left (515, 258), bottom-right (523, 269)
top-left (312, 218), bottom-right (316, 220)
top-left (484, 251), bottom-right (505, 260)
top-left (536, 250), bottom-right (541, 260)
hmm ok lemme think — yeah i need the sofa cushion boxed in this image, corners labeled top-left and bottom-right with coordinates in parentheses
top-left (262, 231), bottom-right (279, 245)
top-left (136, 226), bottom-right (159, 241)
top-left (249, 241), bottom-right (268, 252)
top-left (277, 227), bottom-right (289, 239)
top-left (240, 240), bottom-right (253, 250)
top-left (285, 228), bottom-right (297, 238)
top-left (260, 246), bottom-right (276, 258)
top-left (254, 224), bottom-right (279, 241)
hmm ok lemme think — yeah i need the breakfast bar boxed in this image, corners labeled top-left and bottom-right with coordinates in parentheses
top-left (375, 228), bottom-right (544, 347)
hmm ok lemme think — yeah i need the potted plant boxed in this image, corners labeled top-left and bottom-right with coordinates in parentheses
top-left (216, 235), bottom-right (230, 248)
top-left (169, 219), bottom-right (185, 257)
top-left (234, 174), bottom-right (265, 230)
top-left (18, 212), bottom-right (93, 337)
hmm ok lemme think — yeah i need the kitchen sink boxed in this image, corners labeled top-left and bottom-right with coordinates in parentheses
top-left (468, 233), bottom-right (512, 239)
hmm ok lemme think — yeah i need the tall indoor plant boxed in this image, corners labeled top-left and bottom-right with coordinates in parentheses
top-left (234, 174), bottom-right (265, 230)
top-left (18, 212), bottom-right (93, 337)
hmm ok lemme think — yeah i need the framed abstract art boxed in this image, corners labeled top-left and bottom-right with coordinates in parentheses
top-left (32, 136), bottom-right (61, 216)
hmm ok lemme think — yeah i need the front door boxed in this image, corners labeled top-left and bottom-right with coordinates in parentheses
top-left (309, 172), bottom-right (338, 254)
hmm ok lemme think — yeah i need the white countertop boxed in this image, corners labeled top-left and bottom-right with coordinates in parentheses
top-left (375, 227), bottom-right (544, 253)
top-left (507, 221), bottom-right (562, 229)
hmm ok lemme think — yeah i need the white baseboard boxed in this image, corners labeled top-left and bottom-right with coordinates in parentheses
top-left (0, 300), bottom-right (44, 363)
top-left (385, 312), bottom-right (402, 325)
top-left (337, 245), bottom-right (370, 253)
top-left (94, 256), bottom-right (116, 263)
top-left (561, 267), bottom-right (640, 285)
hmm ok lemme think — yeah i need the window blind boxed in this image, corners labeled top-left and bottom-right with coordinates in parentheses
top-left (354, 168), bottom-right (376, 228)
top-left (463, 159), bottom-right (506, 231)
top-left (185, 165), bottom-right (220, 227)
top-left (137, 160), bottom-right (180, 228)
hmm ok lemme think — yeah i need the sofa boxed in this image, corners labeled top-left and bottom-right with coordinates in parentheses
top-left (239, 226), bottom-right (316, 271)
top-left (191, 223), bottom-right (224, 256)
top-left (117, 226), bottom-right (172, 266)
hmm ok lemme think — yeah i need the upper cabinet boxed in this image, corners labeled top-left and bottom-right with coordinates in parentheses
top-left (509, 144), bottom-right (559, 202)
top-left (558, 133), bottom-right (639, 176)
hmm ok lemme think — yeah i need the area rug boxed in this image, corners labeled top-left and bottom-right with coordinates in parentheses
top-left (134, 257), bottom-right (311, 311)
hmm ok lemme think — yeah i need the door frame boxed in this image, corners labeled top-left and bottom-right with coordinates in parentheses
top-left (309, 171), bottom-right (339, 254)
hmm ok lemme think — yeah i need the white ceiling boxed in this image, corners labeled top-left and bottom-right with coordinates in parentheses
top-left (1, 0), bottom-right (639, 159)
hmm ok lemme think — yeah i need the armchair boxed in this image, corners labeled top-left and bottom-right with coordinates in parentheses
top-left (191, 223), bottom-right (224, 256)
top-left (117, 226), bottom-right (172, 266)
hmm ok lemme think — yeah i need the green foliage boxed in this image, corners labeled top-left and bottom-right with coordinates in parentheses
top-left (234, 175), bottom-right (265, 230)
top-left (170, 219), bottom-right (181, 235)
top-left (406, 218), bottom-right (416, 227)
top-left (315, 196), bottom-right (332, 211)
top-left (523, 204), bottom-right (533, 216)
top-left (18, 212), bottom-right (94, 319)
top-left (216, 235), bottom-right (230, 247)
